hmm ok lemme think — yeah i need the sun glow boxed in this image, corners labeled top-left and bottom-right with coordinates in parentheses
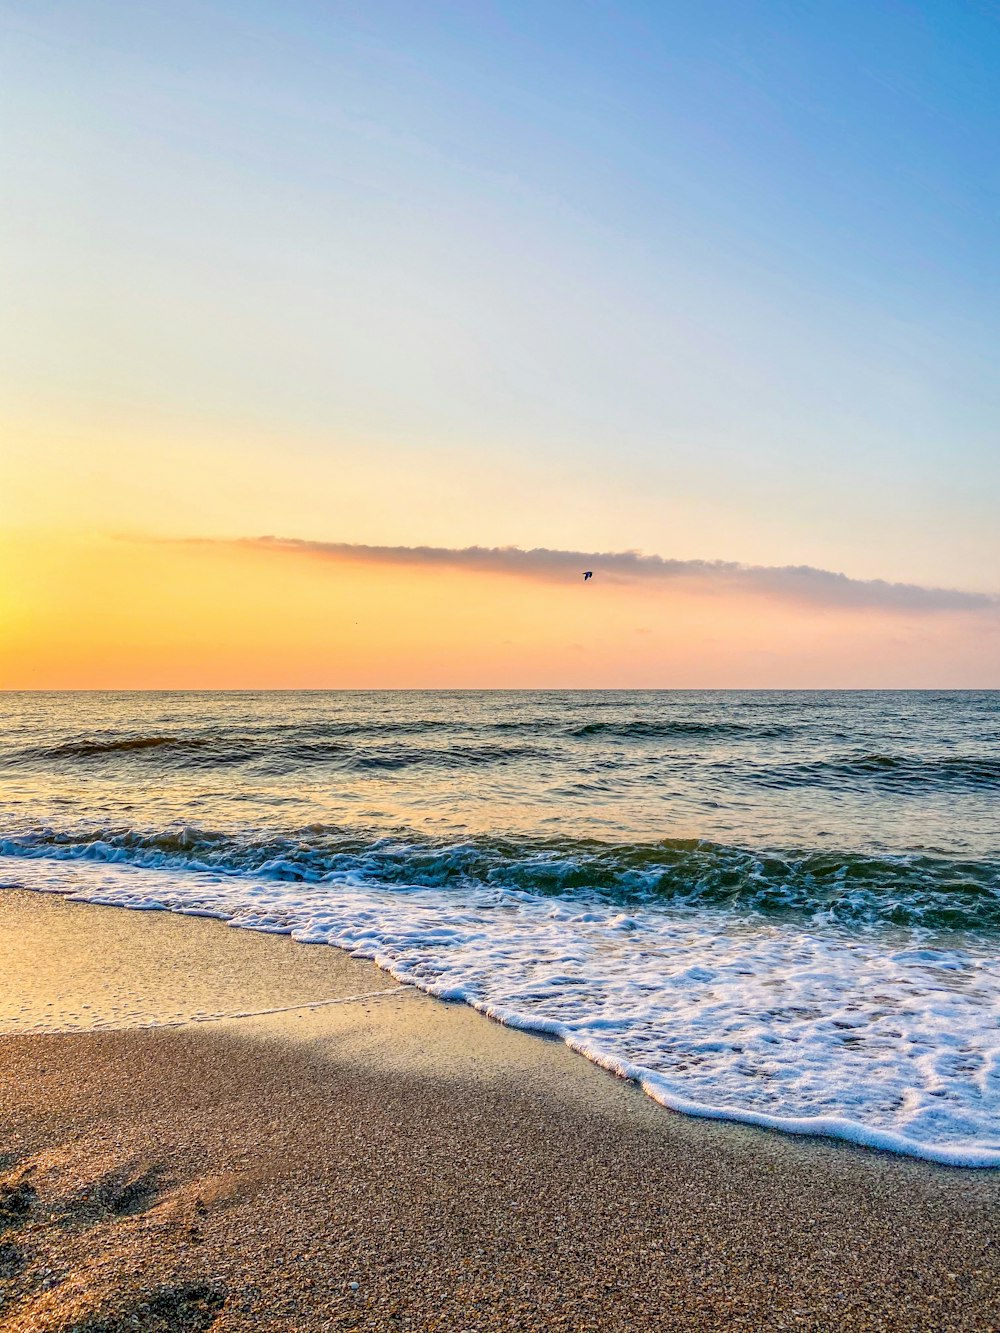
top-left (1, 533), bottom-right (992, 689)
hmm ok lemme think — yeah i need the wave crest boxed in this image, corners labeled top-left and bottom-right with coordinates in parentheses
top-left (750, 752), bottom-right (1000, 791)
top-left (2, 826), bottom-right (997, 933)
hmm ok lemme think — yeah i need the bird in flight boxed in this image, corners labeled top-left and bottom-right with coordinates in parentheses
top-left (582, 570), bottom-right (593, 581)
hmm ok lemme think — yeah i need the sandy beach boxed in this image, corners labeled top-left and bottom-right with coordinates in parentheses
top-left (1, 888), bottom-right (998, 1332)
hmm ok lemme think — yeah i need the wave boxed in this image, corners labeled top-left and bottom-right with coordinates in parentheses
top-left (0, 716), bottom-right (799, 767)
top-left (2, 826), bottom-right (997, 932)
top-left (749, 752), bottom-right (1000, 792)
top-left (336, 743), bottom-right (550, 771)
top-left (6, 735), bottom-right (551, 772)
top-left (39, 735), bottom-right (216, 758)
top-left (4, 845), bottom-right (1000, 1168)
top-left (565, 719), bottom-right (795, 739)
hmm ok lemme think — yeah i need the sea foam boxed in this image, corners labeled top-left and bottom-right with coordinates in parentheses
top-left (4, 851), bottom-right (999, 1168)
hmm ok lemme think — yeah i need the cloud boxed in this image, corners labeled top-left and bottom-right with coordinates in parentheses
top-left (159, 534), bottom-right (999, 614)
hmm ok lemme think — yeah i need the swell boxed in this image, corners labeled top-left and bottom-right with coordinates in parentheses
top-left (1, 716), bottom-right (798, 767)
top-left (2, 826), bottom-right (998, 933)
top-left (6, 735), bottom-right (551, 771)
top-left (564, 719), bottom-right (795, 739)
top-left (10, 730), bottom-right (997, 793)
top-left (745, 752), bottom-right (1000, 792)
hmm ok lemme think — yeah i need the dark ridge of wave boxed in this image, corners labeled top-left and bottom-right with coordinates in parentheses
top-left (564, 719), bottom-right (795, 739)
top-left (330, 743), bottom-right (551, 772)
top-left (256, 719), bottom-right (460, 739)
top-left (39, 735), bottom-right (214, 758)
top-left (17, 735), bottom-right (249, 765)
top-left (747, 752), bottom-right (1000, 792)
top-left (2, 826), bottom-right (998, 933)
top-left (3, 734), bottom-right (553, 771)
top-left (14, 726), bottom-right (458, 761)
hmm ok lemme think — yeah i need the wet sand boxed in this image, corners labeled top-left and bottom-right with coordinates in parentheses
top-left (1, 889), bottom-right (998, 1331)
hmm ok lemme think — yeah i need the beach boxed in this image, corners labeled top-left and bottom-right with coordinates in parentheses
top-left (2, 889), bottom-right (998, 1332)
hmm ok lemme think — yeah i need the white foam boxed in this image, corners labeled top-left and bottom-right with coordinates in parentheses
top-left (4, 853), bottom-right (1000, 1167)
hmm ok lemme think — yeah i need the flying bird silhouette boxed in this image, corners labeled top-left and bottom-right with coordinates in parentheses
top-left (582, 571), bottom-right (593, 581)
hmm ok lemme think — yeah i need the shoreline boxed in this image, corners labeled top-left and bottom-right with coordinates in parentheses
top-left (1, 890), bottom-right (999, 1330)
top-left (6, 861), bottom-right (999, 1170)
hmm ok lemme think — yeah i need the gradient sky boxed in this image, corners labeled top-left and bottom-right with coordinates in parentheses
top-left (2, 0), bottom-right (998, 687)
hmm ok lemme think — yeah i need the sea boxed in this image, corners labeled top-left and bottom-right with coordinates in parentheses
top-left (1, 689), bottom-right (998, 1166)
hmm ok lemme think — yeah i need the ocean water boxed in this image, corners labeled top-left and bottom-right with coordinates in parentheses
top-left (1, 689), bottom-right (998, 1166)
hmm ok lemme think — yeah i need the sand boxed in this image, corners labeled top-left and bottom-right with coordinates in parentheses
top-left (1, 888), bottom-right (998, 1332)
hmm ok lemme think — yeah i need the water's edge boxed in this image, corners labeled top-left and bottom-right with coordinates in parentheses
top-left (7, 860), bottom-right (998, 1170)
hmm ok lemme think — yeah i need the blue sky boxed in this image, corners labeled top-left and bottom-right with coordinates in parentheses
top-left (3, 0), bottom-right (998, 607)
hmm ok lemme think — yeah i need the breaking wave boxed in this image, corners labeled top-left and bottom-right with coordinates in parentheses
top-left (2, 826), bottom-right (998, 933)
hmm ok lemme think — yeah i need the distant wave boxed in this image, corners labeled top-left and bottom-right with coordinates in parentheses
top-left (748, 752), bottom-right (1000, 792)
top-left (2, 716), bottom-right (802, 769)
top-left (337, 743), bottom-right (550, 771)
top-left (2, 826), bottom-right (997, 933)
top-left (39, 735), bottom-right (212, 757)
top-left (7, 735), bottom-right (552, 771)
top-left (565, 719), bottom-right (795, 739)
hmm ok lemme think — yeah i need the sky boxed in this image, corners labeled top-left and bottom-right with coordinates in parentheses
top-left (1, 0), bottom-right (998, 687)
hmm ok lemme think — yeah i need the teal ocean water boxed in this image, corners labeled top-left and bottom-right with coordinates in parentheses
top-left (2, 690), bottom-right (998, 1164)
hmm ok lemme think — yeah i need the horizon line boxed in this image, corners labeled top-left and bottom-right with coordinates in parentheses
top-left (3, 686), bottom-right (998, 695)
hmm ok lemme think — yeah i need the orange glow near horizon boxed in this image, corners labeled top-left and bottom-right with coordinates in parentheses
top-left (1, 533), bottom-right (994, 690)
